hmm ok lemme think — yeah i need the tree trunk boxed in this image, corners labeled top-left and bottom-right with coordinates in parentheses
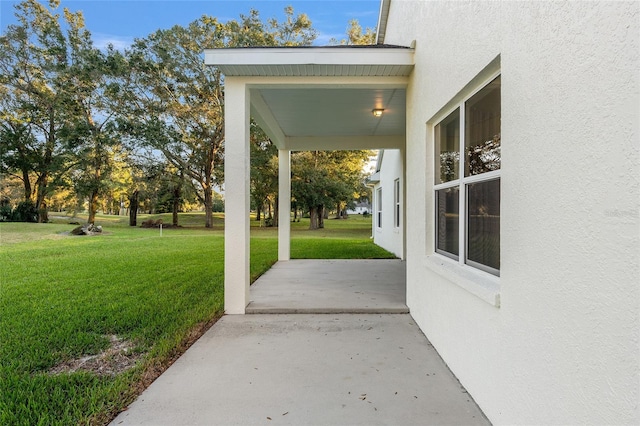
top-left (172, 185), bottom-right (181, 226)
top-left (204, 184), bottom-right (213, 228)
top-left (88, 190), bottom-right (98, 224)
top-left (22, 168), bottom-right (32, 202)
top-left (318, 205), bottom-right (325, 229)
top-left (88, 163), bottom-right (102, 224)
top-left (273, 196), bottom-right (279, 227)
top-left (309, 206), bottom-right (319, 230)
top-left (35, 173), bottom-right (48, 223)
top-left (256, 206), bottom-right (262, 221)
top-left (36, 108), bottom-right (56, 224)
top-left (129, 190), bottom-right (139, 226)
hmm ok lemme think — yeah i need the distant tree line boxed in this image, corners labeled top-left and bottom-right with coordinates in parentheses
top-left (0, 0), bottom-right (375, 229)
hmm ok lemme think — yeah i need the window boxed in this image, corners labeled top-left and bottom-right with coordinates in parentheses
top-left (434, 75), bottom-right (500, 275)
top-left (394, 179), bottom-right (401, 228)
top-left (376, 187), bottom-right (382, 228)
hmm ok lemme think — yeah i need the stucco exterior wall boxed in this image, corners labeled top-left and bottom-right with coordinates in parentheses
top-left (384, 1), bottom-right (639, 424)
top-left (373, 149), bottom-right (404, 258)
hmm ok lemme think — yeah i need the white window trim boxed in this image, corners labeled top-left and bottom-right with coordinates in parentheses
top-left (423, 255), bottom-right (500, 307)
top-left (394, 178), bottom-right (401, 229)
top-left (376, 187), bottom-right (383, 229)
top-left (432, 71), bottom-right (501, 277)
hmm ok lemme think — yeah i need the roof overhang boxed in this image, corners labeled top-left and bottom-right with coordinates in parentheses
top-left (204, 45), bottom-right (414, 77)
top-left (376, 0), bottom-right (391, 44)
top-left (205, 45), bottom-right (414, 151)
top-left (367, 171), bottom-right (381, 185)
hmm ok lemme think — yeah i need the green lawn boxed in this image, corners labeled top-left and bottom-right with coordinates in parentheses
top-left (0, 213), bottom-right (392, 425)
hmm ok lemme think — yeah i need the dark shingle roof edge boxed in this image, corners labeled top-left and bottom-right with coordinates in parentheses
top-left (205, 44), bottom-right (411, 50)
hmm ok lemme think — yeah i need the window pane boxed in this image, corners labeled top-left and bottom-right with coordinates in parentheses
top-left (394, 179), bottom-right (400, 228)
top-left (465, 76), bottom-right (501, 176)
top-left (435, 108), bottom-right (460, 184)
top-left (377, 188), bottom-right (382, 228)
top-left (436, 187), bottom-right (459, 257)
top-left (467, 179), bottom-right (500, 271)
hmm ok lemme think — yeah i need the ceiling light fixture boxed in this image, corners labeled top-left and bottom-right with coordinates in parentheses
top-left (372, 108), bottom-right (384, 117)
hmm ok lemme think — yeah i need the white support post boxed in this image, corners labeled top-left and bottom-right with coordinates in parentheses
top-left (224, 78), bottom-right (250, 314)
top-left (278, 149), bottom-right (291, 261)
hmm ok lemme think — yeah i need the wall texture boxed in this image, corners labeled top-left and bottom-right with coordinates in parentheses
top-left (384, 1), bottom-right (639, 424)
top-left (373, 149), bottom-right (404, 258)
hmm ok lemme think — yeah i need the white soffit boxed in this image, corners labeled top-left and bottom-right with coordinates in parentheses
top-left (204, 46), bottom-right (414, 77)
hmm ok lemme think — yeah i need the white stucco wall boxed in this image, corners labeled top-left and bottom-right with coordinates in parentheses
top-left (384, 1), bottom-right (639, 424)
top-left (373, 149), bottom-right (404, 259)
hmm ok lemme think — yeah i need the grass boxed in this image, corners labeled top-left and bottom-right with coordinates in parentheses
top-left (0, 212), bottom-right (392, 425)
top-left (252, 213), bottom-right (392, 259)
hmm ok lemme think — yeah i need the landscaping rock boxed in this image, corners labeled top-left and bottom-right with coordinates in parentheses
top-left (70, 224), bottom-right (103, 236)
top-left (70, 225), bottom-right (85, 235)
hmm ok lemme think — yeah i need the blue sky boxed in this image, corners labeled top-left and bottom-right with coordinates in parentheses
top-left (0, 0), bottom-right (381, 48)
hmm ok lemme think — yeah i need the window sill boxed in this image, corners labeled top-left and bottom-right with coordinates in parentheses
top-left (423, 255), bottom-right (501, 307)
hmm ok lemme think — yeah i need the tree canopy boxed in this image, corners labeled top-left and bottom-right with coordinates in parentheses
top-left (1, 0), bottom-right (373, 228)
top-left (291, 150), bottom-right (372, 229)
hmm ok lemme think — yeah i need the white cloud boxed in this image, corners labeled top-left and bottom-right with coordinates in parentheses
top-left (93, 33), bottom-right (134, 51)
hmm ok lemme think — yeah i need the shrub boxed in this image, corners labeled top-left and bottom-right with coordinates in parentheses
top-left (10, 200), bottom-right (38, 223)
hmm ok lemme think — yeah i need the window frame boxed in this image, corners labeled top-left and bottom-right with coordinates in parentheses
top-left (394, 178), bottom-right (401, 229)
top-left (433, 73), bottom-right (501, 276)
top-left (376, 187), bottom-right (383, 229)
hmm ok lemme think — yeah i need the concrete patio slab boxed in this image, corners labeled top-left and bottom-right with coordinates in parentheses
top-left (110, 314), bottom-right (488, 426)
top-left (246, 260), bottom-right (408, 314)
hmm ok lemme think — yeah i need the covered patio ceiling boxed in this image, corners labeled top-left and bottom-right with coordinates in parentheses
top-left (204, 45), bottom-right (414, 151)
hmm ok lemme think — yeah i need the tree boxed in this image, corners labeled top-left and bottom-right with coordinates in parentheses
top-left (224, 6), bottom-right (317, 47)
top-left (331, 19), bottom-right (376, 45)
top-left (291, 153), bottom-right (333, 229)
top-left (0, 0), bottom-right (81, 222)
top-left (99, 146), bottom-right (134, 216)
top-left (250, 123), bottom-right (278, 224)
top-left (121, 8), bottom-right (316, 228)
top-left (0, 107), bottom-right (37, 202)
top-left (121, 18), bottom-right (226, 228)
top-left (61, 41), bottom-right (128, 224)
top-left (122, 153), bottom-right (188, 226)
top-left (0, 0), bottom-right (124, 224)
top-left (291, 150), bottom-right (372, 230)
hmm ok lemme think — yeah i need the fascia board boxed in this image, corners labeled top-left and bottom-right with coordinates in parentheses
top-left (204, 48), bottom-right (414, 68)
